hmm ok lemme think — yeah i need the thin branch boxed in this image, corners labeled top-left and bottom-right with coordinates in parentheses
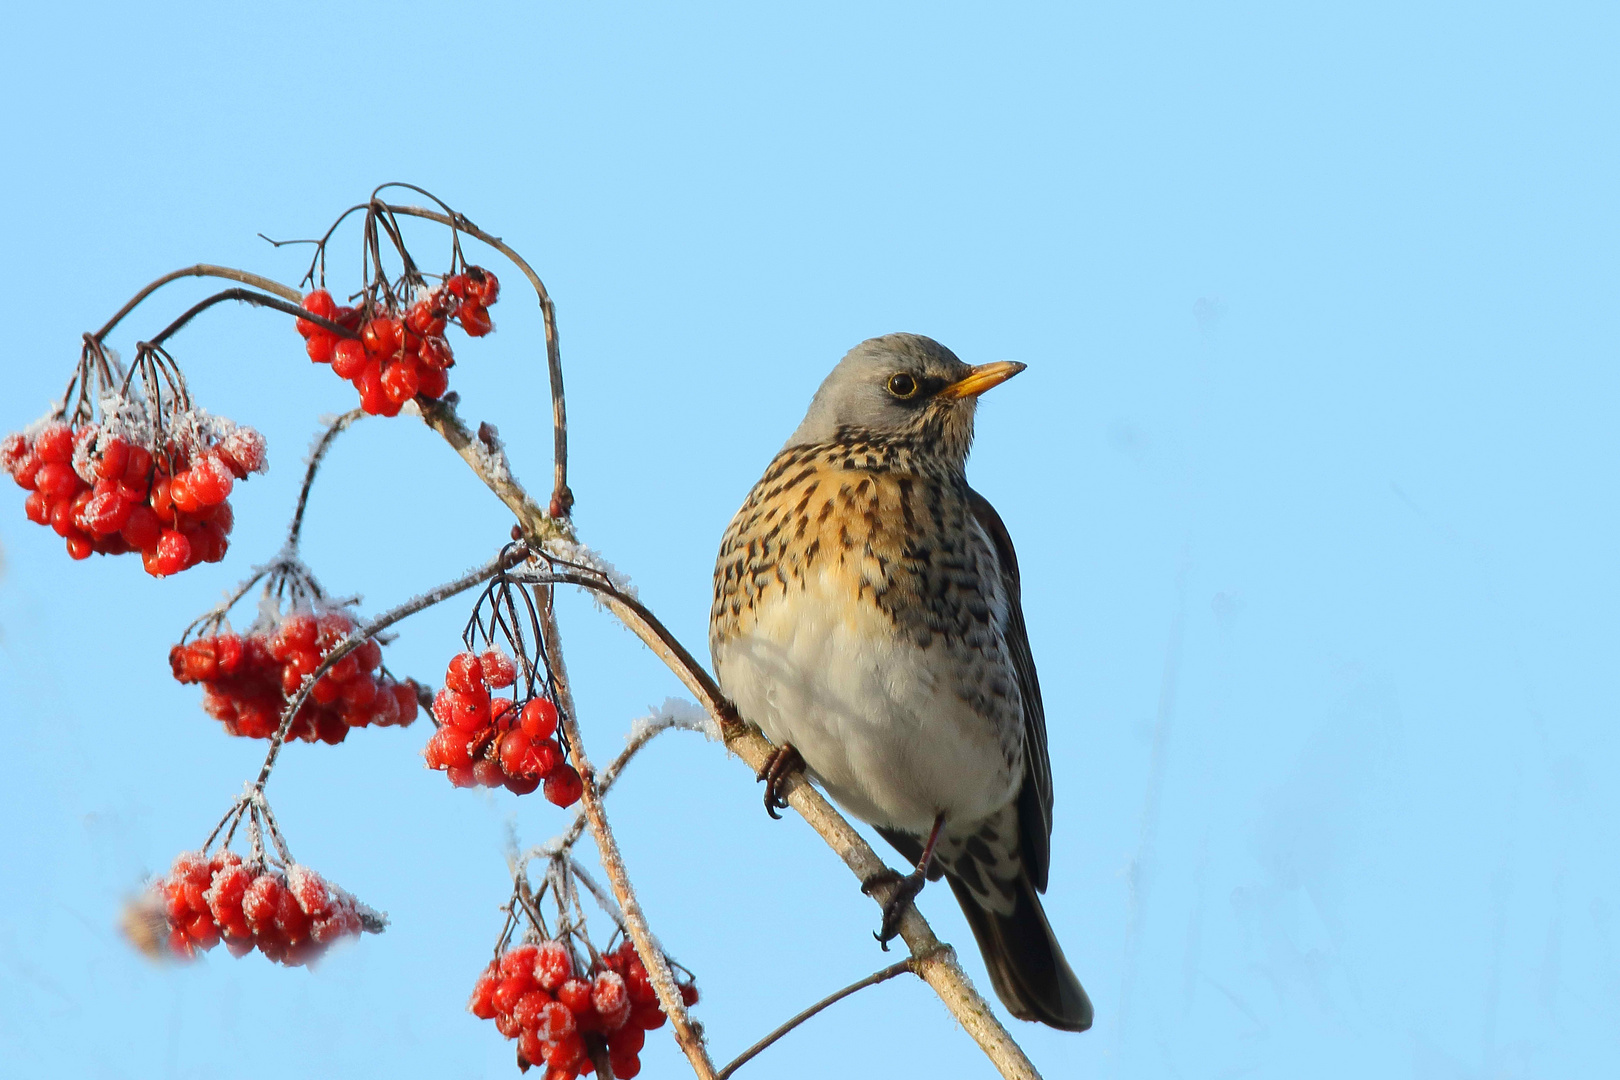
top-left (716, 959), bottom-right (916, 1080)
top-left (383, 203), bottom-right (572, 519)
top-left (93, 264), bottom-right (303, 342)
top-left (538, 595), bottom-right (719, 1079)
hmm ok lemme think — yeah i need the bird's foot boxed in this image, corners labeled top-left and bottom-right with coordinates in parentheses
top-left (756, 743), bottom-right (804, 820)
top-left (862, 867), bottom-right (927, 951)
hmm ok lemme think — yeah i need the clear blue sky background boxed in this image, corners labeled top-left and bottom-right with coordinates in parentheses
top-left (1, 3), bottom-right (1615, 1078)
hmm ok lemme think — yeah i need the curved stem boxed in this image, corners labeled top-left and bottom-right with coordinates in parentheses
top-left (94, 264), bottom-right (303, 342)
top-left (383, 203), bottom-right (572, 519)
top-left (716, 960), bottom-right (916, 1079)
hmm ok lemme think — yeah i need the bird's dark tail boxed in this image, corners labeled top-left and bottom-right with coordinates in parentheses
top-left (945, 872), bottom-right (1093, 1032)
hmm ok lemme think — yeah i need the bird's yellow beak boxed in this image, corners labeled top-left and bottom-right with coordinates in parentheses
top-left (940, 360), bottom-right (1027, 400)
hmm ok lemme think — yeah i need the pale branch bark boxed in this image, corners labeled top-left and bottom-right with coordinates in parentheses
top-left (538, 592), bottom-right (719, 1080)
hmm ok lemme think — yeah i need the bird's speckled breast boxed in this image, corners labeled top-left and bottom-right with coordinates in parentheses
top-left (710, 435), bottom-right (1024, 832)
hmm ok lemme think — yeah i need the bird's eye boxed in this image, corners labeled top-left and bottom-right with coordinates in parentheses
top-left (886, 372), bottom-right (919, 399)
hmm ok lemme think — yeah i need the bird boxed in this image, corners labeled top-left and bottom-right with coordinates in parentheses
top-left (709, 333), bottom-right (1092, 1031)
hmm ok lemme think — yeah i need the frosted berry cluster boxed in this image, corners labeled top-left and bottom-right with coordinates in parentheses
top-left (3, 413), bottom-right (264, 573)
top-left (153, 849), bottom-right (382, 965)
top-left (296, 267), bottom-right (499, 416)
top-left (423, 649), bottom-right (583, 805)
top-left (170, 606), bottom-right (419, 743)
top-left (469, 939), bottom-right (697, 1078)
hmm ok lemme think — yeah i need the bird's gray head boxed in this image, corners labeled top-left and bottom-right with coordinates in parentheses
top-left (784, 333), bottom-right (1025, 468)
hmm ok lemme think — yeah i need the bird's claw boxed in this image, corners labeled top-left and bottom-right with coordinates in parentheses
top-left (756, 743), bottom-right (804, 820)
top-left (863, 868), bottom-right (926, 950)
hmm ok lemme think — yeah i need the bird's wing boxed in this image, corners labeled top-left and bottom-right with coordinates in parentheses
top-left (967, 487), bottom-right (1053, 892)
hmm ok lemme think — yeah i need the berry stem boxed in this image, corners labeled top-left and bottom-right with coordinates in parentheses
top-left (144, 288), bottom-right (357, 349)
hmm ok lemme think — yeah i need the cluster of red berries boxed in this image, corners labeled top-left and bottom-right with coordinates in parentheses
top-left (469, 938), bottom-right (696, 1078)
top-left (3, 416), bottom-right (264, 573)
top-left (423, 649), bottom-right (583, 805)
top-left (170, 606), bottom-right (419, 743)
top-left (153, 849), bottom-right (381, 965)
top-left (296, 267), bottom-right (499, 416)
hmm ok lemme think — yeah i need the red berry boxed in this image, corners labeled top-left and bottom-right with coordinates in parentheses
top-left (520, 699), bottom-right (559, 741)
top-left (36, 460), bottom-right (80, 499)
top-left (298, 289), bottom-right (338, 336)
top-left (447, 764), bottom-right (479, 788)
top-left (152, 529), bottom-right (191, 576)
top-left (469, 968), bottom-right (501, 1019)
top-left (419, 335), bottom-right (454, 369)
top-left (459, 302), bottom-right (493, 337)
top-left (501, 944), bottom-right (541, 979)
top-left (493, 973), bottom-right (532, 1015)
top-left (680, 982), bottom-right (700, 1007)
top-left (446, 272), bottom-right (470, 299)
top-left (392, 681), bottom-right (420, 725)
top-left (480, 648), bottom-right (518, 689)
top-left (188, 454), bottom-right (234, 506)
top-left (34, 423), bottom-right (74, 464)
top-left (331, 338), bottom-right (367, 379)
top-left (362, 316), bottom-right (402, 356)
top-left (305, 333), bottom-right (335, 364)
top-left (465, 266), bottom-right (501, 305)
top-left (557, 977), bottom-right (592, 1015)
top-left (417, 365), bottom-right (450, 399)
top-left (544, 1031), bottom-right (585, 1072)
top-left (504, 772), bottom-right (540, 796)
top-left (544, 764), bottom-right (584, 808)
top-left (381, 358), bottom-right (420, 404)
top-left (473, 758), bottom-right (506, 788)
top-left (121, 503), bottom-right (161, 549)
top-left (633, 1001), bottom-right (667, 1030)
top-left (498, 730), bottom-right (535, 776)
top-left (534, 939), bottom-right (573, 991)
top-left (592, 970), bottom-right (631, 1030)
top-left (446, 688), bottom-right (491, 730)
top-left (24, 489), bottom-right (49, 524)
top-left (608, 1025), bottom-right (645, 1056)
top-left (512, 990), bottom-right (551, 1030)
top-left (445, 652), bottom-right (484, 692)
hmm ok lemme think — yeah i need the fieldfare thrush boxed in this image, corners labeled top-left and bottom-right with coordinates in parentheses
top-left (709, 333), bottom-right (1092, 1031)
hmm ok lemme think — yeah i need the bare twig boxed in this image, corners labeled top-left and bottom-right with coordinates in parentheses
top-left (538, 592), bottom-right (719, 1080)
top-left (716, 959), bottom-right (916, 1079)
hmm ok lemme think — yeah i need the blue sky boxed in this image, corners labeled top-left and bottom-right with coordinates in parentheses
top-left (1, 3), bottom-right (1616, 1078)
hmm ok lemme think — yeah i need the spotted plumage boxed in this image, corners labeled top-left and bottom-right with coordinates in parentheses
top-left (710, 333), bottom-right (1092, 1032)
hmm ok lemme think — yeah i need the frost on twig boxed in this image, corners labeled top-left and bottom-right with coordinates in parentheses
top-left (544, 537), bottom-right (636, 604)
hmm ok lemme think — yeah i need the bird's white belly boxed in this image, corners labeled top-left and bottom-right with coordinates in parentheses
top-left (713, 570), bottom-right (1016, 834)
